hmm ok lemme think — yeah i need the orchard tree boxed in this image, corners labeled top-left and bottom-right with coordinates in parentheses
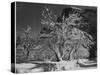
top-left (22, 25), bottom-right (33, 56)
top-left (39, 6), bottom-right (94, 70)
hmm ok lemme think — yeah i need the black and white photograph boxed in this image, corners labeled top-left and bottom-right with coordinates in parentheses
top-left (11, 2), bottom-right (97, 73)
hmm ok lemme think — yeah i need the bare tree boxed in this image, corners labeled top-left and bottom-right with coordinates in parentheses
top-left (22, 25), bottom-right (33, 56)
top-left (39, 6), bottom-right (94, 70)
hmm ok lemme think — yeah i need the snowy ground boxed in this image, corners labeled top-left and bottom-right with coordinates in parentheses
top-left (12, 59), bottom-right (97, 73)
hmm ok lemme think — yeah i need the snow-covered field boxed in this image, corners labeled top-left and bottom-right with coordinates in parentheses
top-left (12, 59), bottom-right (97, 73)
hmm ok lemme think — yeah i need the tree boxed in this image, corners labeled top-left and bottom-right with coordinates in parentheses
top-left (22, 25), bottom-right (33, 56)
top-left (39, 6), bottom-right (94, 70)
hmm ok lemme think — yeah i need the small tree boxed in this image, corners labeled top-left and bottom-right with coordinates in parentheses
top-left (22, 25), bottom-right (33, 56)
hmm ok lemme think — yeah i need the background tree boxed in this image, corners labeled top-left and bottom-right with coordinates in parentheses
top-left (22, 25), bottom-right (33, 56)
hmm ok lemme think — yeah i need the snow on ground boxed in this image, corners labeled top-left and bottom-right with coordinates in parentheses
top-left (13, 59), bottom-right (97, 73)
